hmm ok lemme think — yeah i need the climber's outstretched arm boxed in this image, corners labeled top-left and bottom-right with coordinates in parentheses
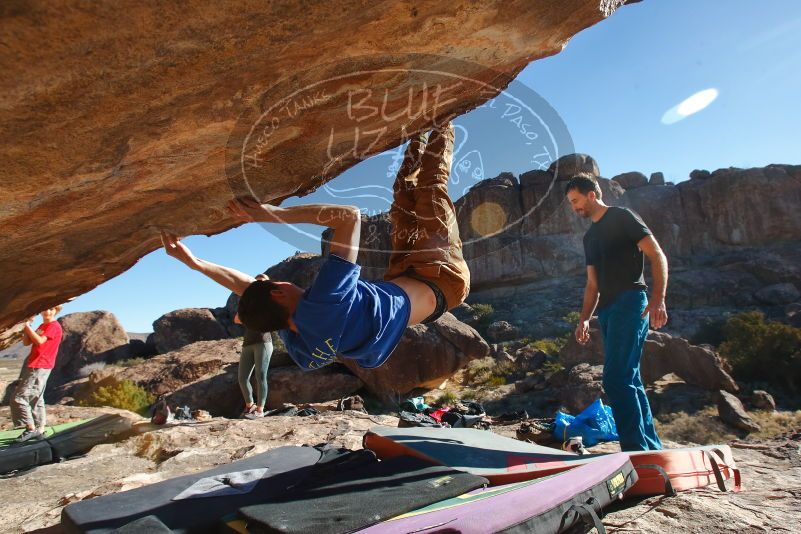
top-left (228, 198), bottom-right (361, 263)
top-left (160, 231), bottom-right (255, 295)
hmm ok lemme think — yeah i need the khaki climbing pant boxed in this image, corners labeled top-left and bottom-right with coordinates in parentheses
top-left (11, 365), bottom-right (51, 429)
top-left (383, 122), bottom-right (470, 314)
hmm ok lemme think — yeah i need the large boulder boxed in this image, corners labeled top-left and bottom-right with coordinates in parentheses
top-left (455, 173), bottom-right (523, 265)
top-left (48, 311), bottom-right (130, 391)
top-left (677, 165), bottom-right (801, 253)
top-left (265, 253), bottom-right (328, 288)
top-left (559, 319), bottom-right (737, 392)
top-left (557, 363), bottom-right (606, 414)
top-left (151, 308), bottom-right (228, 354)
top-left (1, 2), bottom-right (635, 335)
top-left (547, 153), bottom-right (600, 180)
top-left (717, 391), bottom-right (760, 433)
top-left (126, 332), bottom-right (158, 359)
top-left (486, 320), bottom-right (521, 342)
top-left (449, 303), bottom-right (481, 328)
top-left (513, 346), bottom-right (548, 372)
top-left (611, 171), bottom-right (648, 190)
top-left (339, 312), bottom-right (489, 397)
top-left (213, 294), bottom-right (245, 339)
top-left (264, 366), bottom-right (363, 409)
top-left (641, 331), bottom-right (738, 392)
top-left (750, 390), bottom-right (776, 412)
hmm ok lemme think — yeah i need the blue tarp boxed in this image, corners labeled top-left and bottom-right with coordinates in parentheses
top-left (553, 399), bottom-right (618, 447)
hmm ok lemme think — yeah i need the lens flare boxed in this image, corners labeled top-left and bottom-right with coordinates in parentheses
top-left (661, 88), bottom-right (719, 125)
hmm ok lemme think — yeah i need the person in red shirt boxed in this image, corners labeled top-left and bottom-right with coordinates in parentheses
top-left (12, 305), bottom-right (63, 442)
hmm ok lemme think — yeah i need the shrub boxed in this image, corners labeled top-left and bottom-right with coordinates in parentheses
top-left (472, 303), bottom-right (494, 320)
top-left (487, 376), bottom-right (507, 387)
top-left (464, 357), bottom-right (516, 387)
top-left (471, 303), bottom-right (495, 337)
top-left (541, 360), bottom-right (564, 376)
top-left (690, 316), bottom-right (729, 347)
top-left (460, 390), bottom-right (478, 401)
top-left (530, 338), bottom-right (567, 356)
top-left (562, 311), bottom-right (581, 328)
top-left (435, 391), bottom-right (459, 406)
top-left (719, 311), bottom-right (801, 391)
top-left (75, 375), bottom-right (155, 415)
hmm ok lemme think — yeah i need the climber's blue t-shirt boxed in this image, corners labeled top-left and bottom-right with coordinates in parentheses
top-left (277, 254), bottom-right (411, 371)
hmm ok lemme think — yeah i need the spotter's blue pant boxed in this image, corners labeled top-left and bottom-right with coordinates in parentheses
top-left (598, 289), bottom-right (663, 452)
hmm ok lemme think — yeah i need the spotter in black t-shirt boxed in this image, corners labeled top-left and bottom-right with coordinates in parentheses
top-left (583, 206), bottom-right (652, 310)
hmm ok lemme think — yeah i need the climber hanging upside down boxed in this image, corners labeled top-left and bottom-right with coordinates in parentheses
top-left (161, 121), bottom-right (469, 371)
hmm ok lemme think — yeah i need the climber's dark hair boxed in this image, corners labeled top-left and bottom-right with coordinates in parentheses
top-left (237, 280), bottom-right (290, 332)
top-left (565, 173), bottom-right (602, 199)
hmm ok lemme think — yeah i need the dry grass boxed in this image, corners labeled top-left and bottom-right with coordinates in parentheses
top-left (750, 409), bottom-right (801, 438)
top-left (656, 407), bottom-right (801, 444)
top-left (114, 357), bottom-right (146, 368)
top-left (655, 408), bottom-right (737, 444)
top-left (463, 357), bottom-right (516, 386)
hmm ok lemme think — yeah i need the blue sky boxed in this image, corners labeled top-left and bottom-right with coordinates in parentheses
top-left (62, 0), bottom-right (801, 332)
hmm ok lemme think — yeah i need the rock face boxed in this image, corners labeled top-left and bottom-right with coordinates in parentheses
top-left (49, 311), bottom-right (131, 391)
top-left (639, 331), bottom-right (739, 392)
top-left (114, 339), bottom-right (362, 416)
top-left (0, 325), bottom-right (25, 356)
top-left (265, 366), bottom-right (363, 409)
top-left (266, 253), bottom-right (329, 288)
top-left (750, 390), bottom-right (776, 411)
top-left (612, 171), bottom-right (648, 189)
top-left (559, 318), bottom-right (737, 393)
top-left (127, 332), bottom-right (158, 359)
top-left (340, 312), bottom-right (490, 397)
top-left (0, 1), bottom-right (634, 341)
top-left (549, 153), bottom-right (601, 179)
top-left (152, 308), bottom-right (229, 354)
top-left (487, 320), bottom-right (520, 342)
top-left (717, 391), bottom-right (761, 433)
top-left (755, 283), bottom-right (801, 305)
top-left (557, 363), bottom-right (606, 414)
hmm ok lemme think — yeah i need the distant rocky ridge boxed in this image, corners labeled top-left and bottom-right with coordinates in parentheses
top-left (343, 154), bottom-right (801, 339)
